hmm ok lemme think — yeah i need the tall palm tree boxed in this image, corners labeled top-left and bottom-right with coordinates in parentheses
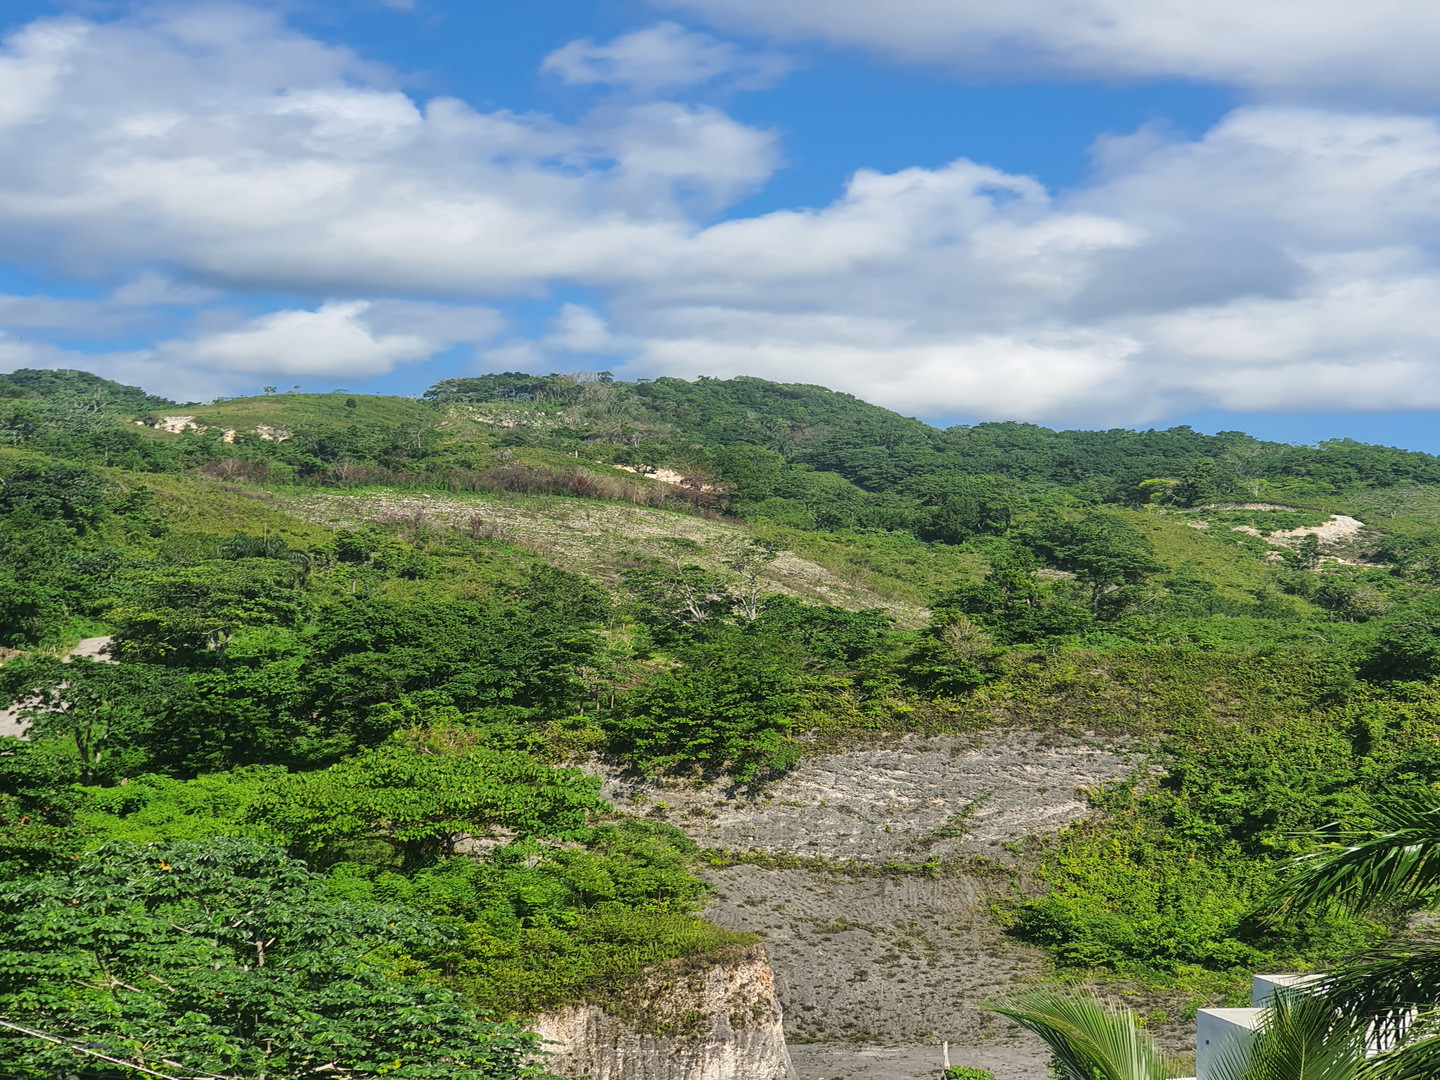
top-left (1270, 787), bottom-right (1440, 1080)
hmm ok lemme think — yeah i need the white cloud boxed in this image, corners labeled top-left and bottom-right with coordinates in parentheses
top-left (163, 299), bottom-right (501, 377)
top-left (542, 22), bottom-right (786, 93)
top-left (9, 7), bottom-right (1440, 421)
top-left (478, 304), bottom-right (617, 373)
top-left (546, 304), bottom-right (613, 353)
top-left (0, 274), bottom-right (221, 335)
top-left (110, 272), bottom-right (222, 308)
top-left (0, 7), bottom-right (779, 293)
top-left (601, 106), bottom-right (1440, 423)
top-left (0, 332), bottom-right (229, 403)
top-left (655, 0), bottom-right (1440, 101)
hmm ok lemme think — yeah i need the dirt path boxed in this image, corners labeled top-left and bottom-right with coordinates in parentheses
top-left (790, 1041), bottom-right (1051, 1080)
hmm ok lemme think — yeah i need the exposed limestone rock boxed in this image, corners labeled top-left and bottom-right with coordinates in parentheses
top-left (533, 945), bottom-right (794, 1080)
top-left (589, 732), bottom-right (1141, 1080)
top-left (599, 731), bottom-right (1136, 865)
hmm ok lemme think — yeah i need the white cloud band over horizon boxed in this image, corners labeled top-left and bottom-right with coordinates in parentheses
top-left (4, 4), bottom-right (1440, 424)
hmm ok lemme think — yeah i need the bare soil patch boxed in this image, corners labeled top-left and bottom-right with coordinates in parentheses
top-left (600, 732), bottom-right (1137, 864)
top-left (594, 732), bottom-right (1144, 1080)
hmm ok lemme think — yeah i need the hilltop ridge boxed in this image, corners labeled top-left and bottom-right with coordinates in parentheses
top-left (7, 365), bottom-right (1440, 1078)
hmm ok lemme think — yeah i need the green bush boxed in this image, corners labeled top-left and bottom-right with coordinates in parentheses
top-left (1008, 705), bottom-right (1440, 974)
top-left (327, 820), bottom-right (756, 1017)
top-left (609, 630), bottom-right (804, 779)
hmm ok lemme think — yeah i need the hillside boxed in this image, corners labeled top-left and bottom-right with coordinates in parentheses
top-left (5, 367), bottom-right (1440, 1078)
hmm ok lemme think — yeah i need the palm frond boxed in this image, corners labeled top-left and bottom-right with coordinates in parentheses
top-left (1361, 1028), bottom-right (1440, 1080)
top-left (1318, 943), bottom-right (1440, 1045)
top-left (992, 988), bottom-right (1169, 1080)
top-left (1206, 991), bottom-right (1365, 1080)
top-left (1274, 789), bottom-right (1440, 916)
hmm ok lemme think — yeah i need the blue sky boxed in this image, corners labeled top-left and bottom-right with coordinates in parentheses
top-left (3, 0), bottom-right (1440, 451)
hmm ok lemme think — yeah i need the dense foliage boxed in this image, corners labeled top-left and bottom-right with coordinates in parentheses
top-left (7, 366), bottom-right (1440, 1073)
top-left (0, 837), bottom-right (539, 1080)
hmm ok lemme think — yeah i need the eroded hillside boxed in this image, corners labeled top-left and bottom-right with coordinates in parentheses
top-left (8, 369), bottom-right (1440, 1080)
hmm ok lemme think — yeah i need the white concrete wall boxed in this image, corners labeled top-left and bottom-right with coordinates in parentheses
top-left (1252, 973), bottom-right (1323, 1006)
top-left (1195, 1007), bottom-right (1263, 1080)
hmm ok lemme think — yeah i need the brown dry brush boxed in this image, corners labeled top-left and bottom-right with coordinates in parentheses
top-left (200, 456), bottom-right (729, 515)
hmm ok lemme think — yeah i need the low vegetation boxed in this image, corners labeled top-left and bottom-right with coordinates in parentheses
top-left (5, 366), bottom-right (1440, 1076)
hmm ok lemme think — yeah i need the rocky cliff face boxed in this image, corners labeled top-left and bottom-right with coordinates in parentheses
top-left (590, 730), bottom-right (1139, 1080)
top-left (533, 945), bottom-right (794, 1080)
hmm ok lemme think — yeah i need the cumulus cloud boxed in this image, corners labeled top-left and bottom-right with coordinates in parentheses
top-left (0, 295), bottom-right (502, 393)
top-left (0, 274), bottom-right (222, 336)
top-left (0, 331), bottom-right (227, 402)
top-left (655, 0), bottom-right (1440, 101)
top-left (0, 6), bottom-right (779, 293)
top-left (542, 22), bottom-right (786, 93)
top-left (162, 299), bottom-right (501, 377)
top-left (8, 6), bottom-right (1440, 421)
top-left (613, 106), bottom-right (1440, 422)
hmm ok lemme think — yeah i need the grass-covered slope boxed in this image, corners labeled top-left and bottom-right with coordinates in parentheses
top-left (8, 365), bottom-right (1440, 1072)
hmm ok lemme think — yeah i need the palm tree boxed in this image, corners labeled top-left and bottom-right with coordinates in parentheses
top-left (994, 986), bottom-right (1364, 1080)
top-left (994, 790), bottom-right (1440, 1080)
top-left (1207, 992), bottom-right (1366, 1080)
top-left (993, 987), bottom-right (1178, 1080)
top-left (1269, 787), bottom-right (1440, 1080)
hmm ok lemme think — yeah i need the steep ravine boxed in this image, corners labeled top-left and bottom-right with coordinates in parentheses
top-left (597, 731), bottom-right (1140, 1080)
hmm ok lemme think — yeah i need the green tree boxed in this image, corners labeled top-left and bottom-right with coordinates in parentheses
top-left (1208, 992), bottom-right (1366, 1080)
top-left (622, 559), bottom-right (731, 636)
top-left (753, 595), bottom-right (893, 666)
top-left (935, 545), bottom-right (1093, 644)
top-left (1312, 578), bottom-right (1388, 622)
top-left (307, 596), bottom-right (596, 732)
top-left (610, 632), bottom-right (803, 778)
top-left (0, 837), bottom-right (538, 1079)
top-left (4, 658), bottom-right (188, 784)
top-left (993, 988), bottom-right (1177, 1080)
top-left (1377, 531), bottom-right (1440, 583)
top-left (909, 474), bottom-right (1016, 545)
top-left (0, 740), bottom-right (84, 878)
top-left (108, 561), bottom-right (314, 663)
top-left (725, 539), bottom-right (783, 621)
top-left (1174, 459), bottom-right (1224, 507)
top-left (1362, 618), bottom-right (1440, 682)
top-left (148, 626), bottom-right (319, 772)
top-left (252, 727), bottom-right (607, 869)
top-left (0, 462), bottom-right (108, 532)
top-left (994, 986), bottom-right (1362, 1080)
top-left (1032, 514), bottom-right (1162, 614)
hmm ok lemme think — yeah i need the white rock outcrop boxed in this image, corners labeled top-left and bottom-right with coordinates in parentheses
top-left (532, 946), bottom-right (794, 1080)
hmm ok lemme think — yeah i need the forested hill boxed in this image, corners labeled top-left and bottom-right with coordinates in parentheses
top-left (7, 366), bottom-right (1440, 516)
top-left (424, 370), bottom-right (1440, 494)
top-left (7, 365), bottom-right (1440, 1077)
